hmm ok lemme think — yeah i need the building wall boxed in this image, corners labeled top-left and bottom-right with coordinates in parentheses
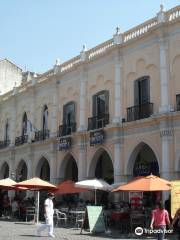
top-left (0, 6), bottom-right (180, 189)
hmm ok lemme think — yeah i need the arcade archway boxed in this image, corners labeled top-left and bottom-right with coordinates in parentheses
top-left (36, 157), bottom-right (50, 181)
top-left (0, 162), bottom-right (9, 179)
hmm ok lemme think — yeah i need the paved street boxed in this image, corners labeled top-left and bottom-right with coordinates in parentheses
top-left (0, 220), bottom-right (178, 240)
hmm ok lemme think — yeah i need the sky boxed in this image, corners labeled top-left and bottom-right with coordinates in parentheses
top-left (0, 0), bottom-right (179, 73)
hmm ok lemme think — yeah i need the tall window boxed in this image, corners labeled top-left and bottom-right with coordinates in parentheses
top-left (22, 113), bottom-right (28, 136)
top-left (4, 119), bottom-right (10, 141)
top-left (63, 102), bottom-right (75, 126)
top-left (134, 76), bottom-right (150, 106)
top-left (42, 105), bottom-right (48, 133)
top-left (92, 90), bottom-right (109, 117)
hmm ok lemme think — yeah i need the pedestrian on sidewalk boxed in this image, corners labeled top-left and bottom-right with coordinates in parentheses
top-left (171, 208), bottom-right (180, 240)
top-left (37, 192), bottom-right (55, 238)
top-left (150, 201), bottom-right (170, 240)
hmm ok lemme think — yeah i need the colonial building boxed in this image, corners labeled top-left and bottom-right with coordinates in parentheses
top-left (0, 5), bottom-right (180, 198)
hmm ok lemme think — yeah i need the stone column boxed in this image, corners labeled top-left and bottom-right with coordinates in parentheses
top-left (113, 139), bottom-right (122, 183)
top-left (10, 97), bottom-right (16, 146)
top-left (113, 139), bottom-right (123, 202)
top-left (157, 6), bottom-right (171, 113)
top-left (160, 122), bottom-right (173, 201)
top-left (50, 86), bottom-right (58, 137)
top-left (159, 38), bottom-right (171, 113)
top-left (78, 46), bottom-right (87, 131)
top-left (78, 146), bottom-right (87, 181)
top-left (50, 143), bottom-right (58, 184)
top-left (78, 133), bottom-right (87, 181)
top-left (113, 28), bottom-right (123, 124)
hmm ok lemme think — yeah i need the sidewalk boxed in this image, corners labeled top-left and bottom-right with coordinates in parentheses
top-left (0, 220), bottom-right (178, 240)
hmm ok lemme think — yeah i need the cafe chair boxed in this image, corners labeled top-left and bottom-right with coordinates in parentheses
top-left (54, 209), bottom-right (67, 227)
top-left (25, 207), bottom-right (36, 222)
top-left (75, 212), bottom-right (85, 229)
top-left (130, 213), bottom-right (145, 232)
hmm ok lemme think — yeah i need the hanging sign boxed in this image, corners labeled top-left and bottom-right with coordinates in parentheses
top-left (90, 130), bottom-right (104, 146)
top-left (58, 137), bottom-right (71, 150)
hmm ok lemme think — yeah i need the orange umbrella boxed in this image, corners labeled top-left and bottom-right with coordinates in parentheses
top-left (53, 180), bottom-right (89, 195)
top-left (14, 177), bottom-right (57, 223)
top-left (14, 177), bottom-right (57, 190)
top-left (112, 174), bottom-right (171, 192)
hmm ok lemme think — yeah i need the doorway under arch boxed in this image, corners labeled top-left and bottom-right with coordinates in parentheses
top-left (0, 162), bottom-right (9, 179)
top-left (59, 154), bottom-right (78, 182)
top-left (16, 160), bottom-right (27, 182)
top-left (89, 149), bottom-right (114, 184)
top-left (36, 157), bottom-right (50, 181)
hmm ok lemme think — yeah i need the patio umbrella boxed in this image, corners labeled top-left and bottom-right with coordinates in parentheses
top-left (14, 177), bottom-right (57, 223)
top-left (53, 180), bottom-right (89, 195)
top-left (75, 178), bottom-right (112, 205)
top-left (0, 178), bottom-right (17, 190)
top-left (112, 174), bottom-right (171, 192)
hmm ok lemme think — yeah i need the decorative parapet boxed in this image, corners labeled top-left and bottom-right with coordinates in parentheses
top-left (0, 5), bottom-right (180, 103)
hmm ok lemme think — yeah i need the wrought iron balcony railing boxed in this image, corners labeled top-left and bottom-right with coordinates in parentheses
top-left (34, 129), bottom-right (50, 141)
top-left (0, 140), bottom-right (10, 149)
top-left (15, 135), bottom-right (28, 146)
top-left (127, 102), bottom-right (153, 122)
top-left (88, 114), bottom-right (109, 131)
top-left (58, 123), bottom-right (76, 137)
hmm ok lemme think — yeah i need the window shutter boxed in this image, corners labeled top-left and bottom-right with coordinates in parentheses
top-left (134, 80), bottom-right (139, 105)
top-left (105, 91), bottom-right (109, 114)
top-left (92, 94), bottom-right (97, 116)
top-left (141, 77), bottom-right (150, 104)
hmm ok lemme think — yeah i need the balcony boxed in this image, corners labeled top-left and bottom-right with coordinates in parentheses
top-left (0, 140), bottom-right (10, 149)
top-left (127, 102), bottom-right (153, 122)
top-left (88, 114), bottom-right (109, 131)
top-left (15, 135), bottom-right (28, 146)
top-left (34, 130), bottom-right (50, 142)
top-left (58, 123), bottom-right (76, 137)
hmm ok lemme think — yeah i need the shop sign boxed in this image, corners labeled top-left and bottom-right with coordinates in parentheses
top-left (90, 130), bottom-right (104, 146)
top-left (58, 137), bottom-right (71, 150)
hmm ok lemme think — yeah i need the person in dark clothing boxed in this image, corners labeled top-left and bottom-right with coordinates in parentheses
top-left (171, 208), bottom-right (180, 240)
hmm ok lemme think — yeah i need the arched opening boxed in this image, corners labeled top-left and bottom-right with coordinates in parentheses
top-left (36, 157), bottom-right (50, 181)
top-left (95, 151), bottom-right (114, 184)
top-left (0, 162), bottom-right (9, 179)
top-left (16, 160), bottom-right (27, 182)
top-left (64, 155), bottom-right (78, 182)
top-left (128, 142), bottom-right (160, 207)
top-left (89, 149), bottom-right (114, 184)
top-left (89, 149), bottom-right (114, 206)
top-left (132, 143), bottom-right (159, 177)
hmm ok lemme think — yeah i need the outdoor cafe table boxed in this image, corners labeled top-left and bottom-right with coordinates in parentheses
top-left (68, 210), bottom-right (85, 224)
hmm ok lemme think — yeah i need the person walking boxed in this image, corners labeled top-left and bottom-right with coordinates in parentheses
top-left (150, 201), bottom-right (170, 240)
top-left (171, 208), bottom-right (180, 240)
top-left (37, 192), bottom-right (55, 238)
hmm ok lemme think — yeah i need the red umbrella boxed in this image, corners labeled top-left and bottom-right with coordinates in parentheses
top-left (53, 180), bottom-right (89, 195)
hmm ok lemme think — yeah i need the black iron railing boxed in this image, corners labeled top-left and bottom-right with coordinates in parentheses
top-left (88, 114), bottom-right (109, 130)
top-left (15, 135), bottom-right (28, 146)
top-left (127, 102), bottom-right (153, 122)
top-left (34, 129), bottom-right (50, 141)
top-left (0, 140), bottom-right (10, 149)
top-left (58, 123), bottom-right (76, 137)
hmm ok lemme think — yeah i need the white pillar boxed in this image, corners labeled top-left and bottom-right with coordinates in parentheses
top-left (10, 98), bottom-right (16, 146)
top-left (160, 125), bottom-right (173, 201)
top-left (50, 144), bottom-right (57, 184)
top-left (113, 60), bottom-right (122, 124)
top-left (159, 38), bottom-right (171, 113)
top-left (114, 141), bottom-right (121, 183)
top-left (50, 91), bottom-right (58, 137)
top-left (78, 143), bottom-right (87, 181)
top-left (79, 77), bottom-right (86, 131)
